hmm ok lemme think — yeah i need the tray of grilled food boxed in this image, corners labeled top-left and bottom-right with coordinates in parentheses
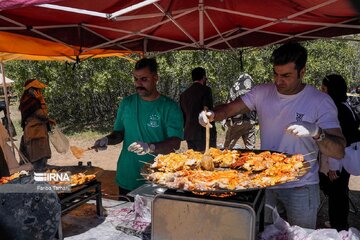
top-left (0, 170), bottom-right (30, 184)
top-left (0, 166), bottom-right (103, 188)
top-left (44, 165), bottom-right (103, 187)
top-left (141, 148), bottom-right (313, 193)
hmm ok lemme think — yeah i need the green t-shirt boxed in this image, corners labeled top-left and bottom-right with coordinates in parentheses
top-left (114, 94), bottom-right (184, 190)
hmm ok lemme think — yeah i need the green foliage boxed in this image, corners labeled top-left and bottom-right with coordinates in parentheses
top-left (304, 40), bottom-right (356, 88)
top-left (4, 39), bottom-right (359, 133)
top-left (6, 58), bottom-right (135, 133)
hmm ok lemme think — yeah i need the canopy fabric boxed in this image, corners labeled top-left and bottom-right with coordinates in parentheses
top-left (0, 0), bottom-right (63, 10)
top-left (0, 31), bottom-right (135, 62)
top-left (0, 0), bottom-right (359, 53)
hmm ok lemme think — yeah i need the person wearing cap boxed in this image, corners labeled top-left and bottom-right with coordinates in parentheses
top-left (93, 58), bottom-right (184, 196)
top-left (198, 42), bottom-right (346, 229)
top-left (222, 73), bottom-right (257, 150)
top-left (19, 79), bottom-right (55, 170)
top-left (180, 67), bottom-right (217, 151)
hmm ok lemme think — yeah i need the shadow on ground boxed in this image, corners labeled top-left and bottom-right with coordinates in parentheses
top-left (62, 203), bottom-right (106, 238)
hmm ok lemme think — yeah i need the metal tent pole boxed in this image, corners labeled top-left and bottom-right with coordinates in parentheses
top-left (0, 62), bottom-right (15, 154)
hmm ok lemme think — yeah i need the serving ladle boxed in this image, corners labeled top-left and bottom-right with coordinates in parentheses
top-left (200, 107), bottom-right (215, 171)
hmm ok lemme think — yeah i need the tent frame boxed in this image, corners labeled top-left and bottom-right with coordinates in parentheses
top-left (0, 63), bottom-right (15, 155)
top-left (0, 0), bottom-right (359, 55)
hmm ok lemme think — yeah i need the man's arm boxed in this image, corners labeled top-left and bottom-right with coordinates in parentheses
top-left (213, 98), bottom-right (251, 121)
top-left (151, 137), bottom-right (181, 155)
top-left (128, 137), bottom-right (182, 155)
top-left (106, 131), bottom-right (124, 145)
top-left (314, 128), bottom-right (346, 160)
top-left (286, 122), bottom-right (346, 159)
top-left (94, 130), bottom-right (123, 151)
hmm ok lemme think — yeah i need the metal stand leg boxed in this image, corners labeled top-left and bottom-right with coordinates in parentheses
top-left (256, 189), bottom-right (265, 233)
top-left (57, 220), bottom-right (63, 240)
top-left (95, 183), bottom-right (103, 217)
top-left (318, 194), bottom-right (328, 214)
top-left (259, 204), bottom-right (265, 232)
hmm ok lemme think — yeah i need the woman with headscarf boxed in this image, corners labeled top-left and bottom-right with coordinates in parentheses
top-left (319, 74), bottom-right (360, 231)
top-left (19, 79), bottom-right (55, 170)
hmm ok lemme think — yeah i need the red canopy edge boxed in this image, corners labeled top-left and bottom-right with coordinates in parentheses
top-left (0, 0), bottom-right (63, 11)
top-left (0, 0), bottom-right (359, 53)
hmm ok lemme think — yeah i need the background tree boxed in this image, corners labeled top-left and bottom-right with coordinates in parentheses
top-left (4, 39), bottom-right (358, 133)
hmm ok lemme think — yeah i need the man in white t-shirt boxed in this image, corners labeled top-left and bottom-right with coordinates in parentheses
top-left (198, 42), bottom-right (346, 229)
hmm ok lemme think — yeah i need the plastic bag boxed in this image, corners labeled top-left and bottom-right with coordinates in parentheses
top-left (260, 205), bottom-right (360, 240)
top-left (49, 126), bottom-right (69, 154)
top-left (134, 195), bottom-right (151, 222)
top-left (259, 204), bottom-right (291, 240)
top-left (340, 228), bottom-right (360, 240)
top-left (342, 142), bottom-right (360, 176)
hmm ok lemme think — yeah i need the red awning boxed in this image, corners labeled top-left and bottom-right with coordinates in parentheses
top-left (0, 0), bottom-right (359, 53)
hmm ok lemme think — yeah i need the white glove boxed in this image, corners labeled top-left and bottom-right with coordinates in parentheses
top-left (286, 121), bottom-right (319, 137)
top-left (94, 137), bottom-right (108, 151)
top-left (128, 141), bottom-right (153, 155)
top-left (198, 110), bottom-right (214, 128)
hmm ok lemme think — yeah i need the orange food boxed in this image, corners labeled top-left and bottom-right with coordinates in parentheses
top-left (0, 172), bottom-right (22, 184)
top-left (147, 149), bottom-right (308, 191)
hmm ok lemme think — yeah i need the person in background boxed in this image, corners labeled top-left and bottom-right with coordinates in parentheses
top-left (19, 79), bottom-right (55, 170)
top-left (180, 67), bottom-right (216, 151)
top-left (222, 73), bottom-right (256, 150)
top-left (94, 58), bottom-right (183, 196)
top-left (319, 74), bottom-right (360, 231)
top-left (198, 42), bottom-right (346, 229)
top-left (348, 85), bottom-right (360, 120)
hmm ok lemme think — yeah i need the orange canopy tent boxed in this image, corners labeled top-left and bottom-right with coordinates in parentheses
top-left (0, 31), bottom-right (135, 62)
top-left (0, 31), bottom-right (136, 172)
top-left (0, 29), bottom-right (136, 142)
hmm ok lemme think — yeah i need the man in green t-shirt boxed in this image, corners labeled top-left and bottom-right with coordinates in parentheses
top-left (94, 58), bottom-right (184, 196)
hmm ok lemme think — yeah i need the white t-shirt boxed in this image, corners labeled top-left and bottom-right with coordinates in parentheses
top-left (242, 83), bottom-right (340, 188)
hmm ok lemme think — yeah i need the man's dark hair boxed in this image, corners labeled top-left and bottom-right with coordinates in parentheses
top-left (271, 42), bottom-right (307, 72)
top-left (135, 58), bottom-right (158, 74)
top-left (356, 85), bottom-right (360, 94)
top-left (192, 67), bottom-right (206, 81)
